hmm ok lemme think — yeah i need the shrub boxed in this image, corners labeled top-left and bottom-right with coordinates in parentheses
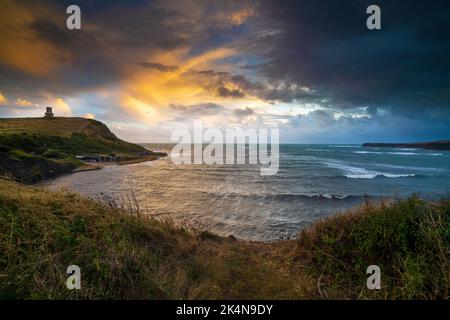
top-left (7, 149), bottom-right (32, 160)
top-left (42, 148), bottom-right (67, 159)
top-left (296, 198), bottom-right (450, 299)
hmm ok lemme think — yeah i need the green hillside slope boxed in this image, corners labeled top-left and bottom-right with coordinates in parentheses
top-left (0, 117), bottom-right (146, 154)
top-left (0, 117), bottom-right (152, 182)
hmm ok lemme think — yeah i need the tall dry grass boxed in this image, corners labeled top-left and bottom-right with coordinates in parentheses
top-left (0, 177), bottom-right (449, 299)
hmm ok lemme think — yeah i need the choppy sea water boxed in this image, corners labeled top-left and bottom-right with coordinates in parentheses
top-left (44, 144), bottom-right (450, 241)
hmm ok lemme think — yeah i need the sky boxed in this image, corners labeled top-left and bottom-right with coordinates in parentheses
top-left (0, 0), bottom-right (449, 143)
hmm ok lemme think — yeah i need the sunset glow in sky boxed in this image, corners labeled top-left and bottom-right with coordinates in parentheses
top-left (0, 0), bottom-right (449, 143)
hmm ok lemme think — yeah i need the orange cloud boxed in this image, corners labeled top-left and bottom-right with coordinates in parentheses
top-left (0, 0), bottom-right (70, 75)
top-left (52, 97), bottom-right (72, 115)
top-left (0, 92), bottom-right (7, 105)
top-left (114, 45), bottom-right (273, 127)
top-left (230, 8), bottom-right (255, 25)
top-left (123, 47), bottom-right (236, 109)
top-left (15, 98), bottom-right (33, 107)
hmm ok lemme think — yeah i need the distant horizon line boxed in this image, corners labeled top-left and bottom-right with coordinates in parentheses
top-left (1, 115), bottom-right (447, 146)
top-left (136, 142), bottom-right (363, 145)
top-left (134, 140), bottom-right (449, 145)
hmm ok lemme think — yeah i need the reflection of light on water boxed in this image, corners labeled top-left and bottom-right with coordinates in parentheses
top-left (44, 144), bottom-right (450, 241)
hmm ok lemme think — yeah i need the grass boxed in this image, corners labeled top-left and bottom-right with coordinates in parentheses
top-left (0, 117), bottom-right (141, 152)
top-left (0, 178), bottom-right (304, 299)
top-left (0, 117), bottom-right (98, 137)
top-left (0, 117), bottom-right (154, 182)
top-left (0, 118), bottom-right (146, 155)
top-left (296, 197), bottom-right (450, 299)
top-left (0, 133), bottom-right (142, 156)
top-left (0, 178), bottom-right (449, 300)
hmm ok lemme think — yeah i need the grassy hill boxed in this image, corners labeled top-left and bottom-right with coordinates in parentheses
top-left (0, 117), bottom-right (108, 137)
top-left (0, 178), bottom-right (448, 299)
top-left (0, 117), bottom-right (151, 182)
top-left (0, 117), bottom-right (146, 154)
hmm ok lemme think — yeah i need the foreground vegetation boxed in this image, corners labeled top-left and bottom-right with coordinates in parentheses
top-left (0, 178), bottom-right (448, 299)
top-left (297, 198), bottom-right (450, 299)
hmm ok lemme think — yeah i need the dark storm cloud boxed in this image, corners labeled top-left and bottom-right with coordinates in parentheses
top-left (0, 0), bottom-right (251, 95)
top-left (28, 18), bottom-right (72, 48)
top-left (138, 62), bottom-right (179, 72)
top-left (136, 61), bottom-right (317, 102)
top-left (216, 86), bottom-right (245, 98)
top-left (1, 0), bottom-right (449, 141)
top-left (258, 0), bottom-right (450, 120)
top-left (168, 103), bottom-right (225, 117)
top-left (0, 1), bottom-right (120, 94)
top-left (2, 0), bottom-right (311, 104)
top-left (167, 103), bottom-right (257, 124)
top-left (233, 107), bottom-right (255, 117)
top-left (185, 69), bottom-right (230, 77)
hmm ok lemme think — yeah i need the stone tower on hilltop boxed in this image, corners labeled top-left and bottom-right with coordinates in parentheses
top-left (44, 107), bottom-right (54, 118)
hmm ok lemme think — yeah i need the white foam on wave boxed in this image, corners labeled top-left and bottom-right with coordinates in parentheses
top-left (379, 173), bottom-right (417, 178)
top-left (387, 152), bottom-right (442, 156)
top-left (353, 151), bottom-right (383, 154)
top-left (387, 152), bottom-right (418, 155)
top-left (353, 151), bottom-right (442, 156)
top-left (322, 160), bottom-right (416, 179)
top-left (307, 148), bottom-right (330, 152)
top-left (374, 163), bottom-right (442, 172)
top-left (274, 193), bottom-right (352, 200)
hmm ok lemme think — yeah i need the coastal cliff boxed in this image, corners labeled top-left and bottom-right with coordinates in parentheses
top-left (0, 117), bottom-right (166, 182)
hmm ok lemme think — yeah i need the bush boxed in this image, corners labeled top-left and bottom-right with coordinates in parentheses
top-left (296, 197), bottom-right (450, 299)
top-left (42, 148), bottom-right (67, 159)
top-left (8, 149), bottom-right (32, 160)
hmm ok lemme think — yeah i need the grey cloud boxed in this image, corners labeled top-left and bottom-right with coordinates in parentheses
top-left (233, 107), bottom-right (255, 117)
top-left (257, 0), bottom-right (450, 121)
top-left (1, 0), bottom-right (449, 142)
top-left (0, 0), bottom-right (257, 97)
top-left (168, 103), bottom-right (225, 117)
top-left (216, 86), bottom-right (245, 98)
top-left (137, 61), bottom-right (317, 103)
top-left (139, 62), bottom-right (179, 72)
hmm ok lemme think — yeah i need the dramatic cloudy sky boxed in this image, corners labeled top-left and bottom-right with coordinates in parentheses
top-left (0, 0), bottom-right (449, 143)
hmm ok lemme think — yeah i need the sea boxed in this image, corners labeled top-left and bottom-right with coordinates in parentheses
top-left (44, 144), bottom-right (450, 241)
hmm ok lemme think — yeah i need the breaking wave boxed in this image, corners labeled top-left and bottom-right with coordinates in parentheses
top-left (322, 160), bottom-right (417, 179)
top-left (353, 151), bottom-right (442, 156)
